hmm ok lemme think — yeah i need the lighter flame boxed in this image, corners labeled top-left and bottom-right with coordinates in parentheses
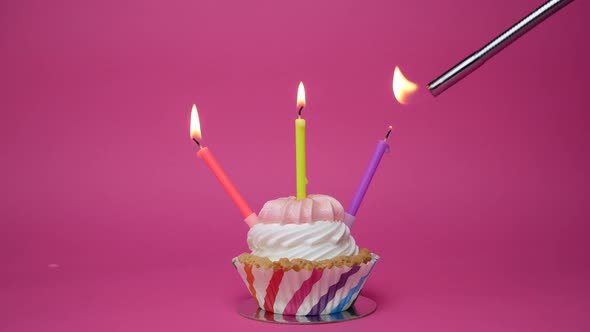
top-left (296, 81), bottom-right (306, 109)
top-left (393, 66), bottom-right (418, 104)
top-left (190, 104), bottom-right (202, 140)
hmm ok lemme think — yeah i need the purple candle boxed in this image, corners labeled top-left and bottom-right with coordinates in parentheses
top-left (344, 126), bottom-right (392, 228)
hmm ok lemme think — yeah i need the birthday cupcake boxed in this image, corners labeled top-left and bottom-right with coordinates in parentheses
top-left (233, 194), bottom-right (378, 316)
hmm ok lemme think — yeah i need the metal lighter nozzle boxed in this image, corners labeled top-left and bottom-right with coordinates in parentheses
top-left (427, 0), bottom-right (574, 97)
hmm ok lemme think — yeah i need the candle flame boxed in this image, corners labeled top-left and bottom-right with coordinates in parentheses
top-left (190, 104), bottom-right (202, 140)
top-left (296, 81), bottom-right (306, 109)
top-left (393, 66), bottom-right (418, 104)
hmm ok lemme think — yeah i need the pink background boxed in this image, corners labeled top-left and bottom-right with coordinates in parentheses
top-left (1, 0), bottom-right (589, 331)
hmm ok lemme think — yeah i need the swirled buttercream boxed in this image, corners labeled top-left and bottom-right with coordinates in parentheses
top-left (247, 221), bottom-right (359, 261)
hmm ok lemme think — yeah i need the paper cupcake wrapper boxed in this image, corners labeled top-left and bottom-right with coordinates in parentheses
top-left (232, 253), bottom-right (379, 316)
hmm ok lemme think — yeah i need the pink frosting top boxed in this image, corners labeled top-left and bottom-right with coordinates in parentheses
top-left (258, 194), bottom-right (345, 224)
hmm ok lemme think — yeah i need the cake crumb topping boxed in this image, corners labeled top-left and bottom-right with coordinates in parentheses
top-left (237, 248), bottom-right (373, 271)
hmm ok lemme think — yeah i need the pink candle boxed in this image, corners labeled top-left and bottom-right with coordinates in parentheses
top-left (190, 104), bottom-right (258, 227)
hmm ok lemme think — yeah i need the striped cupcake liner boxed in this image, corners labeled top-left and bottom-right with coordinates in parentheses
top-left (232, 254), bottom-right (379, 316)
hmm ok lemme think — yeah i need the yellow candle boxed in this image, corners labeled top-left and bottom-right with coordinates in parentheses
top-left (296, 82), bottom-right (307, 200)
top-left (295, 117), bottom-right (306, 199)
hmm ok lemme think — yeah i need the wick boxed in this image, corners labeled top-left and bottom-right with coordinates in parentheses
top-left (192, 138), bottom-right (202, 148)
top-left (298, 106), bottom-right (304, 117)
top-left (384, 125), bottom-right (393, 140)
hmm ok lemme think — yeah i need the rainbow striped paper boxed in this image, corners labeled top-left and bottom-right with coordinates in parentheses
top-left (233, 254), bottom-right (378, 316)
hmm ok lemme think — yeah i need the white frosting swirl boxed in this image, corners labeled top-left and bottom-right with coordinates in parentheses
top-left (247, 221), bottom-right (359, 261)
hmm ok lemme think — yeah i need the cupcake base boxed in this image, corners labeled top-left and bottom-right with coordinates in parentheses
top-left (233, 250), bottom-right (378, 316)
top-left (237, 295), bottom-right (377, 324)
